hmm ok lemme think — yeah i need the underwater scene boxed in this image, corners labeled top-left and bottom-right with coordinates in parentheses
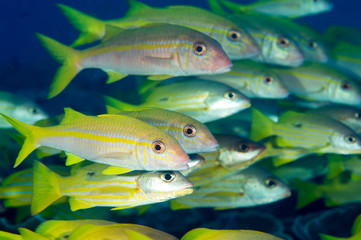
top-left (1, 0), bottom-right (361, 239)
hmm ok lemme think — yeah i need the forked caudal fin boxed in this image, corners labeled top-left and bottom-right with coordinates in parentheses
top-left (249, 108), bottom-right (275, 142)
top-left (104, 95), bottom-right (140, 112)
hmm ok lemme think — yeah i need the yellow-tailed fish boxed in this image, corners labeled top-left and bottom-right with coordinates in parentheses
top-left (0, 231), bottom-right (22, 240)
top-left (105, 80), bottom-right (250, 123)
top-left (216, 0), bottom-right (332, 18)
top-left (31, 161), bottom-right (193, 215)
top-left (198, 60), bottom-right (289, 99)
top-left (0, 228), bottom-right (49, 240)
top-left (250, 108), bottom-right (361, 154)
top-left (329, 41), bottom-right (361, 79)
top-left (105, 108), bottom-right (218, 154)
top-left (171, 166), bottom-right (291, 210)
top-left (0, 91), bottom-right (48, 129)
top-left (319, 213), bottom-right (361, 240)
top-left (326, 155), bottom-right (361, 181)
top-left (37, 24), bottom-right (232, 99)
top-left (181, 228), bottom-right (283, 240)
top-left (35, 219), bottom-right (115, 239)
top-left (1, 108), bottom-right (190, 171)
top-left (0, 165), bottom-right (68, 207)
top-left (57, 1), bottom-right (260, 59)
top-left (229, 14), bottom-right (305, 67)
top-left (308, 105), bottom-right (361, 134)
top-left (273, 62), bottom-right (361, 106)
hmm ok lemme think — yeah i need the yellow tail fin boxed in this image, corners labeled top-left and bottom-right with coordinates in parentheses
top-left (0, 114), bottom-right (38, 167)
top-left (250, 108), bottom-right (275, 142)
top-left (104, 95), bottom-right (140, 111)
top-left (57, 4), bottom-right (106, 47)
top-left (31, 161), bottom-right (63, 215)
top-left (0, 230), bottom-right (22, 240)
top-left (293, 180), bottom-right (321, 209)
top-left (36, 33), bottom-right (81, 99)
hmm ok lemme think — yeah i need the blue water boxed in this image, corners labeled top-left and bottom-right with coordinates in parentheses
top-left (1, 0), bottom-right (361, 239)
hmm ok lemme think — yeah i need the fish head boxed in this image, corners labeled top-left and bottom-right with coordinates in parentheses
top-left (215, 26), bottom-right (260, 60)
top-left (262, 33), bottom-right (304, 67)
top-left (298, 37), bottom-right (329, 62)
top-left (243, 167), bottom-right (291, 205)
top-left (177, 32), bottom-right (232, 75)
top-left (330, 129), bottom-right (361, 154)
top-left (250, 70), bottom-right (289, 99)
top-left (215, 134), bottom-right (266, 167)
top-left (13, 103), bottom-right (49, 125)
top-left (332, 78), bottom-right (361, 106)
top-left (307, 0), bottom-right (333, 14)
top-left (137, 171), bottom-right (193, 201)
top-left (203, 84), bottom-right (250, 122)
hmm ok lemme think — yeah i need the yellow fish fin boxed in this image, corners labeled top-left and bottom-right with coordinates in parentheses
top-left (4, 199), bottom-right (30, 208)
top-left (31, 161), bottom-right (63, 215)
top-left (57, 4), bottom-right (106, 47)
top-left (18, 228), bottom-right (49, 240)
top-left (106, 105), bottom-right (121, 114)
top-left (0, 230), bottom-right (22, 240)
top-left (147, 74), bottom-right (174, 81)
top-left (169, 200), bottom-right (191, 210)
top-left (293, 180), bottom-right (321, 209)
top-left (319, 233), bottom-right (346, 240)
top-left (36, 33), bottom-right (82, 99)
top-left (104, 95), bottom-right (139, 111)
top-left (111, 205), bottom-right (137, 211)
top-left (105, 70), bottom-right (128, 84)
top-left (102, 25), bottom-right (124, 42)
top-left (60, 108), bottom-right (86, 125)
top-left (69, 198), bottom-right (94, 211)
top-left (65, 152), bottom-right (86, 166)
top-left (102, 166), bottom-right (134, 175)
top-left (250, 108), bottom-right (275, 141)
top-left (127, 0), bottom-right (152, 15)
top-left (138, 79), bottom-right (162, 95)
top-left (326, 154), bottom-right (345, 180)
top-left (0, 114), bottom-right (39, 168)
top-left (272, 156), bottom-right (296, 167)
top-left (124, 229), bottom-right (153, 240)
top-left (208, 0), bottom-right (229, 15)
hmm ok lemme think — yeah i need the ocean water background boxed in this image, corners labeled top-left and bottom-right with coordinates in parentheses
top-left (1, 0), bottom-right (361, 239)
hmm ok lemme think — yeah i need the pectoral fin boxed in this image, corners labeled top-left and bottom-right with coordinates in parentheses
top-left (105, 71), bottom-right (128, 84)
top-left (65, 152), bottom-right (85, 166)
top-left (69, 198), bottom-right (93, 211)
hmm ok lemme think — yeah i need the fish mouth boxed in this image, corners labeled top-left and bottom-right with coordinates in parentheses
top-left (174, 187), bottom-right (194, 198)
top-left (214, 63), bottom-right (233, 74)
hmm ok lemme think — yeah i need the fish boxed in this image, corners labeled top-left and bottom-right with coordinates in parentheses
top-left (250, 108), bottom-right (361, 155)
top-left (272, 62), bottom-right (361, 106)
top-left (229, 14), bottom-right (305, 67)
top-left (105, 79), bottom-right (250, 123)
top-left (1, 108), bottom-right (190, 171)
top-left (0, 228), bottom-right (49, 240)
top-left (0, 91), bottom-right (48, 129)
top-left (171, 166), bottom-right (291, 210)
top-left (198, 60), bottom-right (289, 99)
top-left (37, 24), bottom-right (232, 99)
top-left (57, 1), bottom-right (260, 59)
top-left (308, 105), bottom-right (361, 133)
top-left (31, 161), bottom-right (194, 215)
top-left (182, 228), bottom-right (283, 240)
top-left (105, 107), bottom-right (218, 154)
top-left (216, 0), bottom-right (333, 18)
top-left (319, 213), bottom-right (361, 240)
top-left (0, 165), bottom-right (68, 207)
top-left (326, 154), bottom-right (361, 181)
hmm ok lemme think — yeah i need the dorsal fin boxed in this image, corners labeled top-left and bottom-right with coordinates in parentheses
top-left (102, 25), bottom-right (124, 42)
top-left (126, 0), bottom-right (152, 15)
top-left (60, 108), bottom-right (86, 125)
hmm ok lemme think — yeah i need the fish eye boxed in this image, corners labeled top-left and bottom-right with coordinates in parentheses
top-left (29, 107), bottom-right (39, 114)
top-left (238, 143), bottom-right (250, 152)
top-left (355, 112), bottom-right (361, 119)
top-left (345, 135), bottom-right (357, 144)
top-left (160, 171), bottom-right (175, 182)
top-left (277, 37), bottom-right (290, 48)
top-left (152, 140), bottom-right (165, 153)
top-left (341, 82), bottom-right (350, 90)
top-left (264, 76), bottom-right (273, 84)
top-left (309, 41), bottom-right (317, 49)
top-left (183, 125), bottom-right (197, 138)
top-left (265, 178), bottom-right (278, 188)
top-left (224, 90), bottom-right (237, 100)
top-left (228, 31), bottom-right (241, 41)
top-left (193, 42), bottom-right (207, 56)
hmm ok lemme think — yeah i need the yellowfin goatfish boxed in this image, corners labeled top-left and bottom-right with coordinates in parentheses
top-left (182, 228), bottom-right (283, 240)
top-left (0, 91), bottom-right (48, 128)
top-left (229, 14), bottom-right (305, 67)
top-left (32, 161), bottom-right (193, 215)
top-left (319, 213), bottom-right (361, 240)
top-left (37, 24), bottom-right (232, 99)
top-left (250, 108), bottom-right (361, 155)
top-left (57, 1), bottom-right (260, 59)
top-left (330, 41), bottom-right (361, 79)
top-left (106, 108), bottom-right (218, 154)
top-left (198, 60), bottom-right (289, 99)
top-left (216, 0), bottom-right (333, 18)
top-left (171, 166), bottom-right (291, 210)
top-left (1, 108), bottom-right (190, 171)
top-left (0, 165), bottom-right (68, 207)
top-left (105, 80), bottom-right (250, 123)
top-left (273, 63), bottom-right (361, 106)
top-left (308, 105), bottom-right (361, 134)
